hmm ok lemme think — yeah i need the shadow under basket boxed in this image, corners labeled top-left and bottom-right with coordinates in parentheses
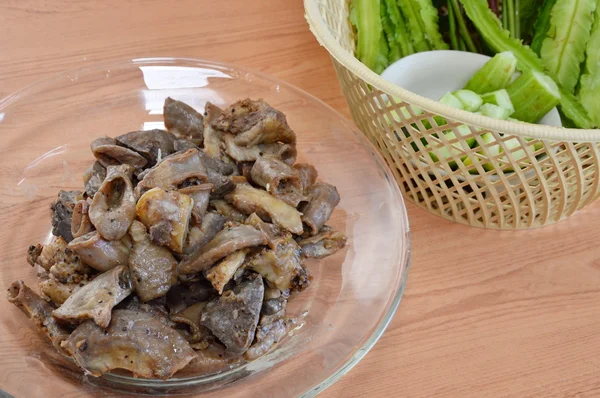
top-left (305, 0), bottom-right (600, 229)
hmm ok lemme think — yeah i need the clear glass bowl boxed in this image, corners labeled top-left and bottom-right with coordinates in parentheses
top-left (0, 58), bottom-right (410, 397)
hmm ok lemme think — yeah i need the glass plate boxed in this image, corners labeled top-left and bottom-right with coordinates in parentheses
top-left (0, 58), bottom-right (410, 397)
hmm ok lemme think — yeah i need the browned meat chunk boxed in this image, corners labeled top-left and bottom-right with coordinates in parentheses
top-left (205, 249), bottom-right (249, 294)
top-left (115, 129), bottom-right (175, 167)
top-left (297, 225), bottom-right (348, 258)
top-left (135, 149), bottom-right (208, 196)
top-left (198, 150), bottom-right (235, 176)
top-left (52, 265), bottom-right (132, 327)
top-left (51, 190), bottom-right (81, 242)
top-left (83, 161), bottom-right (107, 197)
top-left (117, 295), bottom-right (175, 328)
top-left (214, 98), bottom-right (296, 147)
top-left (184, 212), bottom-right (226, 255)
top-left (164, 97), bottom-right (204, 146)
top-left (200, 275), bottom-right (264, 356)
top-left (206, 169), bottom-right (234, 197)
top-left (71, 199), bottom-right (95, 238)
top-left (90, 136), bottom-right (147, 169)
top-left (244, 213), bottom-right (288, 250)
top-left (293, 163), bottom-right (318, 195)
top-left (179, 183), bottom-right (213, 222)
top-left (300, 182), bottom-right (340, 235)
top-left (261, 295), bottom-right (286, 317)
top-left (128, 221), bottom-right (177, 302)
top-left (298, 226), bottom-right (347, 259)
top-left (203, 102), bottom-right (224, 158)
top-left (173, 138), bottom-right (198, 152)
top-left (246, 234), bottom-right (309, 291)
top-left (225, 184), bottom-right (303, 234)
top-left (136, 188), bottom-right (193, 253)
top-left (223, 134), bottom-right (297, 165)
top-left (118, 297), bottom-right (169, 324)
top-left (62, 309), bottom-right (196, 379)
top-left (30, 236), bottom-right (93, 282)
top-left (178, 224), bottom-right (268, 274)
top-left (170, 302), bottom-right (213, 346)
top-left (38, 271), bottom-right (88, 305)
top-left (166, 280), bottom-right (216, 314)
top-left (27, 244), bottom-right (43, 266)
top-left (244, 318), bottom-right (299, 360)
top-left (185, 344), bottom-right (242, 375)
top-left (251, 156), bottom-right (302, 206)
top-left (89, 164), bottom-right (136, 241)
top-left (7, 281), bottom-right (71, 354)
top-left (29, 236), bottom-right (67, 271)
top-left (210, 199), bottom-right (246, 222)
top-left (68, 231), bottom-right (130, 272)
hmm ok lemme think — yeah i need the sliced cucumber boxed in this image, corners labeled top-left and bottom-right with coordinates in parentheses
top-left (464, 51), bottom-right (518, 93)
top-left (505, 70), bottom-right (560, 123)
top-left (463, 132), bottom-right (536, 172)
top-left (479, 103), bottom-right (512, 120)
top-left (428, 130), bottom-right (471, 169)
top-left (453, 90), bottom-right (483, 112)
top-left (480, 89), bottom-right (515, 115)
top-left (451, 124), bottom-right (478, 147)
top-left (439, 92), bottom-right (464, 109)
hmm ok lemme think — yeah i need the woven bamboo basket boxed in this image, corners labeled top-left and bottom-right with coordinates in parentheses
top-left (305, 0), bottom-right (600, 229)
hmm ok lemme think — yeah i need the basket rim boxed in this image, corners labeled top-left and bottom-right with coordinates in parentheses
top-left (304, 0), bottom-right (600, 143)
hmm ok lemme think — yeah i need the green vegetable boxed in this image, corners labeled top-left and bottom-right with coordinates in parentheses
top-left (531, 0), bottom-right (557, 55)
top-left (479, 103), bottom-right (512, 119)
top-left (506, 70), bottom-right (561, 123)
top-left (397, 0), bottom-right (430, 51)
top-left (463, 132), bottom-right (536, 172)
top-left (504, 0), bottom-right (518, 38)
top-left (514, 0), bottom-right (521, 39)
top-left (519, 0), bottom-right (543, 40)
top-left (578, 3), bottom-right (600, 126)
top-left (381, 2), bottom-right (401, 62)
top-left (453, 124), bottom-right (477, 147)
top-left (450, 0), bottom-right (478, 52)
top-left (448, 0), bottom-right (459, 50)
top-left (539, 0), bottom-right (597, 93)
top-left (428, 130), bottom-right (473, 168)
top-left (385, 101), bottom-right (424, 124)
top-left (481, 89), bottom-right (515, 114)
top-left (351, 0), bottom-right (388, 73)
top-left (384, 0), bottom-right (414, 57)
top-left (459, 0), bottom-right (593, 128)
top-left (453, 90), bottom-right (483, 112)
top-left (439, 92), bottom-right (464, 109)
top-left (464, 51), bottom-right (517, 93)
top-left (414, 0), bottom-right (449, 50)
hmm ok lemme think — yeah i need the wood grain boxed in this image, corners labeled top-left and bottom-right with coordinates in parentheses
top-left (1, 1), bottom-right (600, 397)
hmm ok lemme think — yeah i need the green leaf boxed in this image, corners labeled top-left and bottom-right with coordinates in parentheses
top-left (381, 1), bottom-right (402, 62)
top-left (376, 29), bottom-right (391, 73)
top-left (384, 0), bottom-right (414, 56)
top-left (539, 0), bottom-right (597, 93)
top-left (414, 0), bottom-right (449, 49)
top-left (579, 3), bottom-right (600, 126)
top-left (531, 0), bottom-right (558, 54)
top-left (397, 0), bottom-right (430, 51)
top-left (520, 0), bottom-right (544, 39)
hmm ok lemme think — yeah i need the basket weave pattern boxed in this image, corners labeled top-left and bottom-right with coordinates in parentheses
top-left (306, 0), bottom-right (600, 229)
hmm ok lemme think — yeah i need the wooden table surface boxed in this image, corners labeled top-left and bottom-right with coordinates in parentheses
top-left (2, 1), bottom-right (600, 397)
